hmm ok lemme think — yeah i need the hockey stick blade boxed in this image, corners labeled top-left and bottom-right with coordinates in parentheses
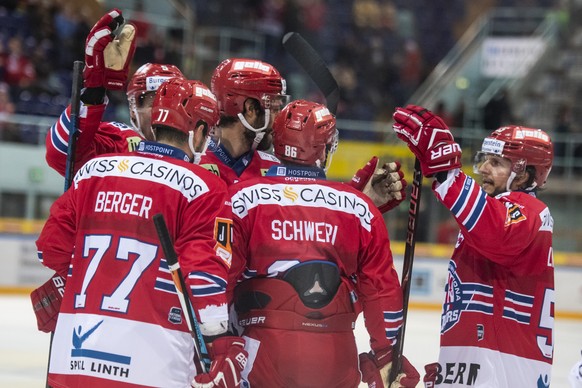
top-left (153, 213), bottom-right (211, 372)
top-left (389, 157), bottom-right (423, 384)
top-left (282, 32), bottom-right (340, 115)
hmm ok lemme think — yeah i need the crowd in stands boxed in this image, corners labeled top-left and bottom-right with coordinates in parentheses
top-left (0, 0), bottom-right (568, 144)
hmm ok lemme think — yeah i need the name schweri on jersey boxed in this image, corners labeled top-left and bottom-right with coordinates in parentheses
top-left (74, 156), bottom-right (209, 201)
top-left (231, 183), bottom-right (373, 230)
top-left (271, 219), bottom-right (338, 244)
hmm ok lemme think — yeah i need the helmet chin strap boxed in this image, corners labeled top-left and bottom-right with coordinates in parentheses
top-left (506, 171), bottom-right (516, 192)
top-left (237, 109), bottom-right (271, 151)
top-left (130, 102), bottom-right (155, 141)
top-left (189, 130), bottom-right (207, 165)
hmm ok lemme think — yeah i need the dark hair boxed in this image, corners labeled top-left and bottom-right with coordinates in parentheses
top-left (521, 165), bottom-right (537, 189)
top-left (154, 125), bottom-right (189, 144)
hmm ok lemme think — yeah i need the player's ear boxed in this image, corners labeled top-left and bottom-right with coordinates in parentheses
top-left (513, 169), bottom-right (531, 190)
top-left (192, 122), bottom-right (208, 152)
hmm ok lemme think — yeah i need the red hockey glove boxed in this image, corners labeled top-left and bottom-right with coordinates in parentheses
top-left (423, 362), bottom-right (439, 388)
top-left (84, 9), bottom-right (136, 90)
top-left (30, 273), bottom-right (66, 333)
top-left (191, 336), bottom-right (248, 388)
top-left (350, 156), bottom-right (407, 213)
top-left (392, 105), bottom-right (462, 177)
top-left (359, 348), bottom-right (420, 388)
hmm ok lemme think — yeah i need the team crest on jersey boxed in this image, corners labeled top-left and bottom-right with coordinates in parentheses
top-left (504, 202), bottom-right (527, 226)
top-left (441, 262), bottom-right (494, 334)
top-left (441, 262), bottom-right (463, 333)
top-left (201, 164), bottom-right (220, 177)
top-left (127, 136), bottom-right (142, 152)
top-left (214, 218), bottom-right (233, 267)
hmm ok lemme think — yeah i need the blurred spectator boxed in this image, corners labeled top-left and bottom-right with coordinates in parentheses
top-left (0, 82), bottom-right (19, 142)
top-left (433, 100), bottom-right (453, 126)
top-left (483, 87), bottom-right (514, 131)
top-left (553, 103), bottom-right (572, 174)
top-left (1, 36), bottom-right (36, 93)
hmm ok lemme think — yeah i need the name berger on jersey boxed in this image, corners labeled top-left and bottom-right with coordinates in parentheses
top-left (74, 156), bottom-right (210, 219)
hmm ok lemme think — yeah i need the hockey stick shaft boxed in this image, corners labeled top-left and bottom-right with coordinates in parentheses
top-left (389, 157), bottom-right (423, 384)
top-left (45, 60), bottom-right (84, 388)
top-left (64, 61), bottom-right (84, 191)
top-left (282, 32), bottom-right (340, 115)
top-left (153, 213), bottom-right (211, 373)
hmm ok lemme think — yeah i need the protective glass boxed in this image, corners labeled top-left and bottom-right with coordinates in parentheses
top-left (473, 152), bottom-right (526, 175)
top-left (261, 93), bottom-right (290, 112)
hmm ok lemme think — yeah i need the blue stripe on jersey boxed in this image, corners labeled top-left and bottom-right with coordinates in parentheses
top-left (52, 111), bottom-right (72, 154)
top-left (464, 189), bottom-right (487, 231)
top-left (154, 279), bottom-right (176, 293)
top-left (189, 272), bottom-right (227, 288)
top-left (503, 308), bottom-right (531, 324)
top-left (463, 283), bottom-right (493, 293)
top-left (462, 301), bottom-right (494, 314)
top-left (37, 251), bottom-right (43, 263)
top-left (505, 290), bottom-right (534, 305)
top-left (451, 176), bottom-right (473, 215)
top-left (385, 328), bottom-right (400, 338)
top-left (188, 271), bottom-right (227, 297)
top-left (383, 310), bottom-right (403, 322)
top-left (190, 285), bottom-right (226, 296)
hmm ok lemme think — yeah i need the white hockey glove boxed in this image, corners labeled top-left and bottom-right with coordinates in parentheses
top-left (359, 348), bottom-right (420, 388)
top-left (84, 9), bottom-right (136, 90)
top-left (349, 156), bottom-right (407, 213)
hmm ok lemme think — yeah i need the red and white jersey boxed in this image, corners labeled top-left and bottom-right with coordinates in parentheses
top-left (199, 139), bottom-right (280, 186)
top-left (228, 166), bottom-right (403, 353)
top-left (36, 143), bottom-right (232, 387)
top-left (46, 102), bottom-right (143, 177)
top-left (432, 170), bottom-right (554, 387)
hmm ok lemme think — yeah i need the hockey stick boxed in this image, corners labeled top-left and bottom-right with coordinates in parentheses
top-left (282, 32), bottom-right (340, 115)
top-left (153, 213), bottom-right (211, 373)
top-left (44, 60), bottom-right (84, 388)
top-left (388, 157), bottom-right (423, 384)
top-left (64, 60), bottom-right (84, 191)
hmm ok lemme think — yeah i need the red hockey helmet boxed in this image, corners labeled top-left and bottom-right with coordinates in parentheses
top-left (151, 78), bottom-right (219, 134)
top-left (127, 63), bottom-right (185, 100)
top-left (477, 125), bottom-right (553, 188)
top-left (210, 58), bottom-right (289, 117)
top-left (273, 99), bottom-right (338, 168)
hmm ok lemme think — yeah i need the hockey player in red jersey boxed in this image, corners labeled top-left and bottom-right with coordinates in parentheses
top-left (392, 105), bottom-right (554, 387)
top-left (201, 57), bottom-right (289, 185)
top-left (44, 9), bottom-right (185, 178)
top-left (228, 99), bottom-right (420, 387)
top-left (36, 77), bottom-right (247, 387)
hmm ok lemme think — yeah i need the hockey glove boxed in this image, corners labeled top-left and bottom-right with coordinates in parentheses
top-left (359, 348), bottom-right (420, 388)
top-left (392, 105), bottom-right (462, 177)
top-left (350, 156), bottom-right (407, 213)
top-left (423, 362), bottom-right (439, 388)
top-left (191, 336), bottom-right (248, 388)
top-left (30, 272), bottom-right (65, 333)
top-left (84, 9), bottom-right (136, 90)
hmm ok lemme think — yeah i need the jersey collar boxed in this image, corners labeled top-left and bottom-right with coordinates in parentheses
top-left (266, 165), bottom-right (326, 179)
top-left (136, 141), bottom-right (191, 162)
top-left (208, 138), bottom-right (254, 177)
